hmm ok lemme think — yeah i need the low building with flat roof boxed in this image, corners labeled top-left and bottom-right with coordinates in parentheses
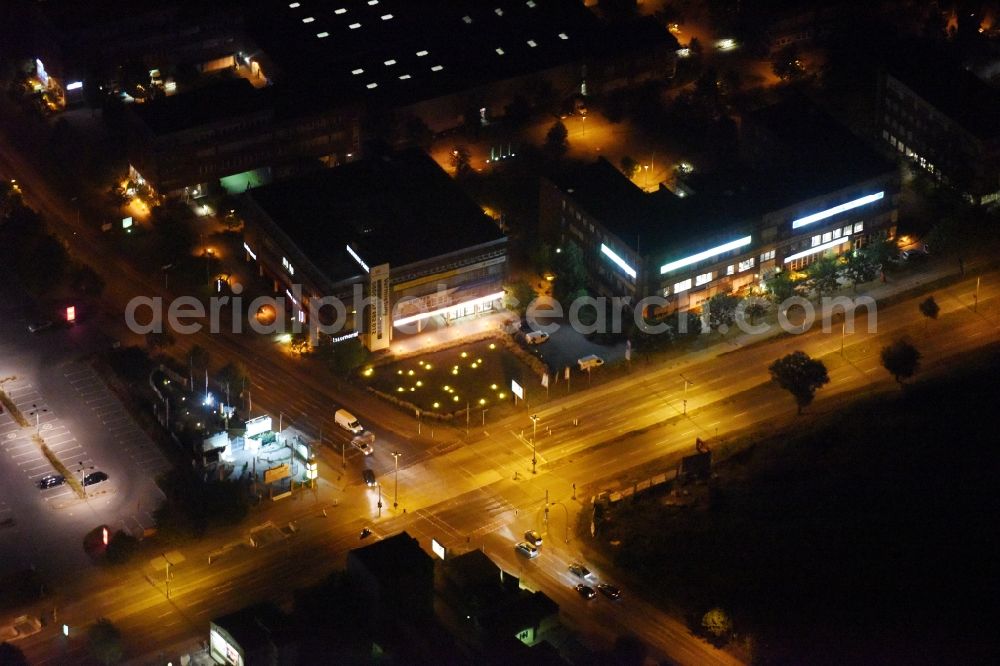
top-left (240, 148), bottom-right (507, 351)
top-left (541, 94), bottom-right (899, 312)
top-left (347, 532), bottom-right (435, 628)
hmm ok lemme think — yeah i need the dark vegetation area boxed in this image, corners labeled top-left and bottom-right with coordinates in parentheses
top-left (603, 344), bottom-right (1000, 664)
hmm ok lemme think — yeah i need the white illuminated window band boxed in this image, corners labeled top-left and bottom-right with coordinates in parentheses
top-left (791, 191), bottom-right (884, 229)
top-left (346, 245), bottom-right (370, 273)
top-left (394, 291), bottom-right (505, 327)
top-left (783, 237), bottom-right (851, 264)
top-left (243, 242), bottom-right (257, 260)
top-left (660, 236), bottom-right (752, 275)
top-left (600, 244), bottom-right (637, 279)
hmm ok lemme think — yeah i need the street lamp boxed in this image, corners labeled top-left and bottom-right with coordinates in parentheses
top-left (391, 451), bottom-right (402, 509)
top-left (530, 414), bottom-right (539, 474)
top-left (680, 374), bottom-right (693, 415)
top-left (28, 403), bottom-right (48, 434)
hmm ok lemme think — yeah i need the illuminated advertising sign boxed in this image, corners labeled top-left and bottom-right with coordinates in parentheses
top-left (791, 192), bottom-right (884, 229)
top-left (600, 243), bottom-right (637, 279)
top-left (431, 538), bottom-right (446, 560)
top-left (245, 415), bottom-right (272, 438)
top-left (660, 236), bottom-right (752, 274)
top-left (511, 379), bottom-right (524, 400)
top-left (346, 244), bottom-right (370, 273)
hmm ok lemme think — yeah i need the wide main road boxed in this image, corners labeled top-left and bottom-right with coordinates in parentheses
top-left (12, 267), bottom-right (998, 666)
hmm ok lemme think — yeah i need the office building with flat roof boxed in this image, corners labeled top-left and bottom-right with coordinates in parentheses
top-left (240, 148), bottom-right (506, 351)
top-left (541, 95), bottom-right (899, 312)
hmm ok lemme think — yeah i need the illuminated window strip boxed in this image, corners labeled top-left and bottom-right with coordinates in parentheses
top-left (346, 245), bottom-right (370, 273)
top-left (600, 243), bottom-right (637, 279)
top-left (394, 291), bottom-right (504, 327)
top-left (791, 191), bottom-right (884, 229)
top-left (243, 242), bottom-right (257, 260)
top-left (660, 236), bottom-right (752, 275)
top-left (783, 237), bottom-right (850, 264)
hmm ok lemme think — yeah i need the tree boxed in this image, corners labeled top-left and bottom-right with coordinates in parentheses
top-left (881, 339), bottom-right (920, 386)
top-left (544, 120), bottom-right (568, 157)
top-left (504, 94), bottom-right (531, 127)
top-left (769, 351), bottom-right (830, 415)
top-left (105, 530), bottom-right (139, 565)
top-left (88, 618), bottom-right (123, 665)
top-left (842, 249), bottom-right (878, 292)
top-left (765, 270), bottom-right (798, 303)
top-left (805, 255), bottom-right (841, 296)
top-left (504, 280), bottom-right (537, 317)
top-left (450, 145), bottom-right (471, 177)
top-left (706, 293), bottom-right (739, 331)
top-left (919, 295), bottom-right (940, 333)
top-left (552, 243), bottom-right (588, 303)
top-left (620, 155), bottom-right (640, 180)
top-left (218, 361), bottom-right (250, 392)
top-left (145, 330), bottom-right (175, 351)
top-left (741, 297), bottom-right (768, 326)
top-left (772, 46), bottom-right (806, 81)
top-left (70, 263), bottom-right (105, 297)
top-left (332, 337), bottom-right (369, 375)
top-left (701, 608), bottom-right (733, 644)
top-left (0, 642), bottom-right (29, 666)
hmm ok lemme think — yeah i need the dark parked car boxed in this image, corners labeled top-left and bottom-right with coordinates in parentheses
top-left (597, 583), bottom-right (621, 600)
top-left (38, 474), bottom-right (65, 489)
top-left (362, 468), bottom-right (377, 487)
top-left (27, 321), bottom-right (53, 333)
top-left (575, 584), bottom-right (596, 600)
top-left (83, 471), bottom-right (108, 486)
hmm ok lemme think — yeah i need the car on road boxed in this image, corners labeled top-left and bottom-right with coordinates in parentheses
top-left (82, 471), bottom-right (108, 487)
top-left (524, 330), bottom-right (550, 345)
top-left (577, 354), bottom-right (604, 371)
top-left (514, 541), bottom-right (539, 559)
top-left (569, 562), bottom-right (594, 579)
top-left (352, 432), bottom-right (375, 456)
top-left (362, 468), bottom-right (377, 487)
top-left (899, 245), bottom-right (930, 261)
top-left (37, 474), bottom-right (65, 490)
top-left (575, 584), bottom-right (597, 599)
top-left (524, 530), bottom-right (543, 546)
top-left (27, 321), bottom-right (53, 333)
top-left (597, 583), bottom-right (621, 600)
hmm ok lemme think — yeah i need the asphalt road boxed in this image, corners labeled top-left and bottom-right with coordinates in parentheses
top-left (4, 109), bottom-right (1000, 664)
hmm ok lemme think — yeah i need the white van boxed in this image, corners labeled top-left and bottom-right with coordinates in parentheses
top-left (335, 409), bottom-right (364, 434)
top-left (577, 354), bottom-right (605, 371)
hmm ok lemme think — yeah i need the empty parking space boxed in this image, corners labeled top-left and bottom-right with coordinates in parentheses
top-left (64, 364), bottom-right (170, 478)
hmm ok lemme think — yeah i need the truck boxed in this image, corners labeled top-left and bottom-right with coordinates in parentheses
top-left (335, 409), bottom-right (364, 435)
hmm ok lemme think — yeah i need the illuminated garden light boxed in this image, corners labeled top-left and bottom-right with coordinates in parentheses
top-left (491, 384), bottom-right (498, 390)
top-left (461, 352), bottom-right (468, 358)
top-left (433, 402), bottom-right (440, 408)
top-left (489, 343), bottom-right (496, 349)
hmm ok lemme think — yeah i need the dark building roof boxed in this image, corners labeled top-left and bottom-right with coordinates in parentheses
top-left (348, 531), bottom-right (431, 580)
top-left (885, 51), bottom-right (1000, 141)
top-left (246, 0), bottom-right (676, 109)
top-left (247, 148), bottom-right (503, 280)
top-left (550, 95), bottom-right (896, 262)
top-left (131, 77), bottom-right (270, 135)
top-left (211, 602), bottom-right (286, 654)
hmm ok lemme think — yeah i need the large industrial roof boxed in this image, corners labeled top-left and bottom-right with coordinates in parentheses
top-left (247, 0), bottom-right (672, 107)
top-left (247, 148), bottom-right (504, 282)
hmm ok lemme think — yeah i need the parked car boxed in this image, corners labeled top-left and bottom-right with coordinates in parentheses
top-left (514, 541), bottom-right (539, 559)
top-left (37, 474), bottom-right (65, 490)
top-left (524, 530), bottom-right (543, 546)
top-left (577, 355), bottom-right (604, 371)
top-left (575, 584), bottom-right (597, 600)
top-left (569, 562), bottom-right (593, 579)
top-left (524, 330), bottom-right (550, 345)
top-left (83, 471), bottom-right (108, 487)
top-left (900, 245), bottom-right (930, 261)
top-left (27, 321), bottom-right (53, 333)
top-left (362, 468), bottom-right (377, 487)
top-left (597, 583), bottom-right (621, 600)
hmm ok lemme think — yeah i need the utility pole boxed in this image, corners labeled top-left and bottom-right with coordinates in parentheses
top-left (530, 414), bottom-right (539, 474)
top-left (544, 489), bottom-right (550, 535)
top-left (391, 451), bottom-right (402, 509)
top-left (377, 484), bottom-right (383, 517)
top-left (681, 374), bottom-right (693, 415)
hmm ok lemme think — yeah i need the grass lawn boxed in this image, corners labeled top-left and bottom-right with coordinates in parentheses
top-left (363, 340), bottom-right (537, 415)
top-left (600, 342), bottom-right (1000, 664)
